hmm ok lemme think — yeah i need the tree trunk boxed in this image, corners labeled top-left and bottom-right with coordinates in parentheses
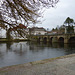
top-left (6, 28), bottom-right (13, 41)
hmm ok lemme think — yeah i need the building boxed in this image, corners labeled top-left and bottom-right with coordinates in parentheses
top-left (29, 27), bottom-right (47, 35)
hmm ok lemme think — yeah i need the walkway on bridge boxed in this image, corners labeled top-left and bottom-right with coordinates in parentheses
top-left (0, 54), bottom-right (75, 75)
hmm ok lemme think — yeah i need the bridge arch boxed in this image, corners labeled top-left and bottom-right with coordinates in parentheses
top-left (58, 37), bottom-right (64, 43)
top-left (51, 37), bottom-right (53, 41)
top-left (49, 37), bottom-right (53, 43)
top-left (68, 37), bottom-right (75, 43)
top-left (43, 37), bottom-right (47, 42)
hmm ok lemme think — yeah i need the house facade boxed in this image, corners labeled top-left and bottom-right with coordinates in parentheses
top-left (29, 27), bottom-right (47, 35)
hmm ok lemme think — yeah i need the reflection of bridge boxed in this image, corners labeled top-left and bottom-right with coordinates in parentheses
top-left (28, 33), bottom-right (75, 43)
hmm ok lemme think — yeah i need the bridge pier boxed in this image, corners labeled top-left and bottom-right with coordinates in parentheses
top-left (64, 37), bottom-right (68, 43)
top-left (64, 39), bottom-right (68, 43)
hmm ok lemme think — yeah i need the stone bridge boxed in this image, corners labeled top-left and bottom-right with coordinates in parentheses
top-left (28, 33), bottom-right (75, 43)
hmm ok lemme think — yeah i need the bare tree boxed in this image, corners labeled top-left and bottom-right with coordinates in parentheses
top-left (0, 0), bottom-right (59, 39)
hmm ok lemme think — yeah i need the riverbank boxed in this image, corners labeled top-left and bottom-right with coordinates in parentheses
top-left (0, 38), bottom-right (29, 42)
top-left (0, 54), bottom-right (75, 75)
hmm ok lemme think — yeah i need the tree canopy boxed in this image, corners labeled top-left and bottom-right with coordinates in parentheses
top-left (0, 0), bottom-right (59, 30)
top-left (64, 17), bottom-right (74, 26)
top-left (64, 17), bottom-right (74, 33)
top-left (0, 0), bottom-right (59, 39)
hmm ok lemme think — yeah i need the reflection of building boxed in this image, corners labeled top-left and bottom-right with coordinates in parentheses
top-left (29, 27), bottom-right (47, 35)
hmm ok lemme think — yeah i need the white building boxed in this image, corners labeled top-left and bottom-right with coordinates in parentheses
top-left (29, 27), bottom-right (47, 35)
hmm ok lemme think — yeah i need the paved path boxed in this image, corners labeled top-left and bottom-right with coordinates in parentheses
top-left (0, 54), bottom-right (75, 75)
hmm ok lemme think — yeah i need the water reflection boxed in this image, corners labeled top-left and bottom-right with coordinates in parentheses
top-left (0, 41), bottom-right (75, 68)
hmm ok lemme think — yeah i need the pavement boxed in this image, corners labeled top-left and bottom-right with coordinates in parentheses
top-left (0, 54), bottom-right (75, 75)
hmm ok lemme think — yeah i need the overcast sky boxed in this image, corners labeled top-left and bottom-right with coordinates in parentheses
top-left (1, 0), bottom-right (75, 37)
top-left (36, 0), bottom-right (75, 30)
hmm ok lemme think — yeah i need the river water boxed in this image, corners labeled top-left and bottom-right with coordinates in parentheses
top-left (0, 41), bottom-right (75, 68)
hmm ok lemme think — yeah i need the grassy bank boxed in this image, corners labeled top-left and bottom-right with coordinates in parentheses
top-left (0, 38), bottom-right (29, 42)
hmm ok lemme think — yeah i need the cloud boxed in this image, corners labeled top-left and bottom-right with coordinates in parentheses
top-left (36, 0), bottom-right (75, 29)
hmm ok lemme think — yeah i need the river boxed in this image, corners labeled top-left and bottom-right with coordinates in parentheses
top-left (0, 41), bottom-right (75, 68)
